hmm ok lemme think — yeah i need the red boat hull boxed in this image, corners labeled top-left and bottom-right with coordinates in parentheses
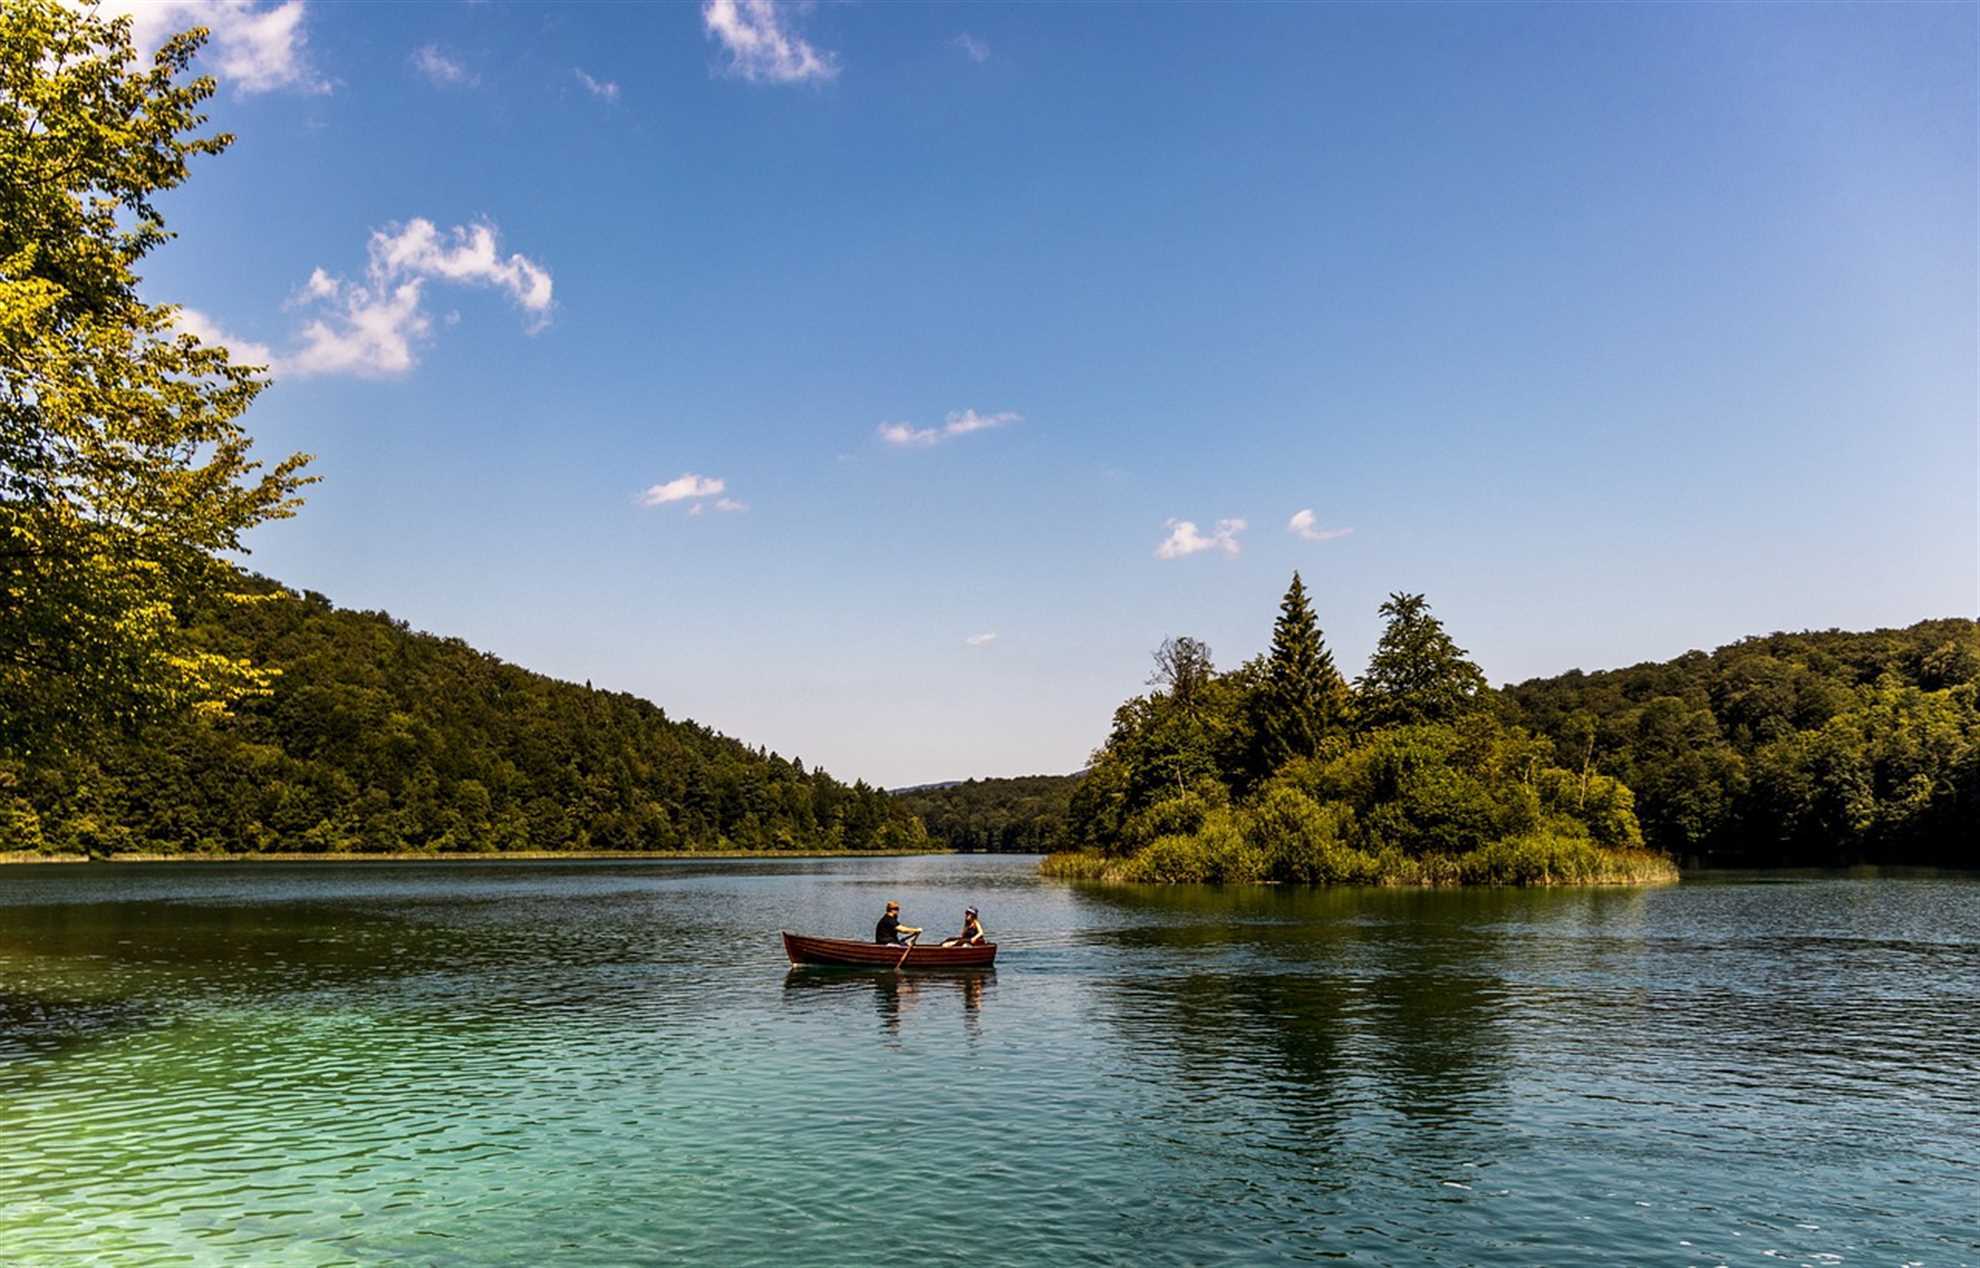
top-left (781, 931), bottom-right (996, 969)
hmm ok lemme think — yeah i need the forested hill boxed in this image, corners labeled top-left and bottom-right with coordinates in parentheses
top-left (2, 579), bottom-right (928, 856)
top-left (891, 774), bottom-right (1081, 853)
top-left (1498, 619), bottom-right (1979, 867)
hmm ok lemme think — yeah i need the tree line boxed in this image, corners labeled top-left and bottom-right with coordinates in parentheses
top-left (1500, 618), bottom-right (1978, 867)
top-left (2, 579), bottom-right (928, 855)
top-left (916, 599), bottom-right (1978, 874)
top-left (890, 775), bottom-right (1079, 854)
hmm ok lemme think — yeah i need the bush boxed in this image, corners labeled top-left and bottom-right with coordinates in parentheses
top-left (1119, 784), bottom-right (1225, 853)
top-left (1535, 768), bottom-right (1644, 847)
top-left (1120, 808), bottom-right (1264, 883)
top-left (1241, 785), bottom-right (1377, 883)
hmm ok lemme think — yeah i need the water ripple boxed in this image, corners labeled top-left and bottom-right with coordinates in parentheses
top-left (0, 860), bottom-right (1975, 1264)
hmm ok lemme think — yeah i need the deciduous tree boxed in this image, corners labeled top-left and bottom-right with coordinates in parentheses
top-left (1, 0), bottom-right (313, 757)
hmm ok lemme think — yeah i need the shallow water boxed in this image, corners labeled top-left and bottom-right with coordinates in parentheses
top-left (1, 857), bottom-right (1975, 1265)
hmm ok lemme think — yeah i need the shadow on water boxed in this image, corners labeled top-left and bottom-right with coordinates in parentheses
top-left (782, 967), bottom-right (993, 1040)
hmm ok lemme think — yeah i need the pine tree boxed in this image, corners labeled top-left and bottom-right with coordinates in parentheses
top-left (1356, 592), bottom-right (1488, 728)
top-left (1255, 572), bottom-right (1347, 771)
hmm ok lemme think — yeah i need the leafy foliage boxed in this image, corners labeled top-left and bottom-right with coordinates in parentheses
top-left (1, 2), bottom-right (313, 757)
top-left (1499, 620), bottom-right (1980, 865)
top-left (3, 579), bottom-right (928, 856)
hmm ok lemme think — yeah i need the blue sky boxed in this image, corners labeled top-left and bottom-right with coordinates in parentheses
top-left (129, 1), bottom-right (1975, 786)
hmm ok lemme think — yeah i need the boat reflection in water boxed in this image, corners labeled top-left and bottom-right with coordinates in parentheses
top-left (783, 965), bottom-right (993, 1041)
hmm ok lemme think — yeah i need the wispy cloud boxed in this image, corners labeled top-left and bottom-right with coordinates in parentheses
top-left (876, 408), bottom-right (1021, 448)
top-left (1155, 518), bottom-right (1246, 560)
top-left (1287, 508), bottom-right (1352, 542)
top-left (702, 0), bottom-right (837, 83)
top-left (953, 33), bottom-right (990, 63)
top-left (101, 0), bottom-right (327, 95)
top-left (411, 43), bottom-right (475, 87)
top-left (964, 632), bottom-right (997, 648)
top-left (284, 219), bottom-right (552, 378)
top-left (641, 474), bottom-right (726, 507)
top-left (714, 497), bottom-right (748, 513)
top-left (574, 68), bottom-right (620, 101)
top-left (169, 306), bottom-right (275, 368)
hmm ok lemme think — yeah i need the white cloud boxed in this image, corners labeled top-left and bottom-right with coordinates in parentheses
top-left (876, 408), bottom-right (1021, 448)
top-left (98, 1), bottom-right (327, 95)
top-left (1155, 518), bottom-right (1245, 560)
top-left (875, 423), bottom-right (934, 447)
top-left (169, 306), bottom-right (275, 368)
top-left (953, 33), bottom-right (990, 63)
top-left (286, 279), bottom-right (427, 378)
top-left (574, 68), bottom-right (620, 101)
top-left (412, 43), bottom-right (475, 87)
top-left (702, 0), bottom-right (838, 83)
top-left (641, 474), bottom-right (727, 506)
top-left (714, 497), bottom-right (748, 513)
top-left (282, 219), bottom-right (552, 378)
top-left (298, 267), bottom-right (339, 303)
top-left (1287, 508), bottom-right (1353, 542)
top-left (964, 632), bottom-right (997, 648)
top-left (367, 220), bottom-right (553, 319)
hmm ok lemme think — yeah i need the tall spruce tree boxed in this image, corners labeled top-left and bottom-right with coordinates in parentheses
top-left (1356, 592), bottom-right (1488, 728)
top-left (1255, 572), bottom-right (1347, 771)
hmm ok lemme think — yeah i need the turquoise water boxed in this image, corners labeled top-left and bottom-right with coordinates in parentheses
top-left (1, 857), bottom-right (1975, 1265)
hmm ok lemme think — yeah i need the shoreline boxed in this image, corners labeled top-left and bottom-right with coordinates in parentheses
top-left (0, 848), bottom-right (954, 866)
top-left (1039, 845), bottom-right (1681, 888)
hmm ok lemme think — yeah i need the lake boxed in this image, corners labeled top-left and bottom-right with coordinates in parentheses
top-left (1, 856), bottom-right (1975, 1265)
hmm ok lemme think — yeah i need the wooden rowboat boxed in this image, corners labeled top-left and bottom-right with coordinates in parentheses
top-left (781, 931), bottom-right (997, 969)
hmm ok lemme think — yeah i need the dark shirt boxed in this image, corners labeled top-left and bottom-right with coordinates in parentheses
top-left (875, 914), bottom-right (901, 945)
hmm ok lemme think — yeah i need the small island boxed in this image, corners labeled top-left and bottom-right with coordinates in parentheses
top-left (1039, 576), bottom-right (1675, 886)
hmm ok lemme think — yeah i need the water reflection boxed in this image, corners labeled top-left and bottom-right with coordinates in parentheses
top-left (1068, 881), bottom-right (1519, 1125)
top-left (783, 968), bottom-right (992, 1041)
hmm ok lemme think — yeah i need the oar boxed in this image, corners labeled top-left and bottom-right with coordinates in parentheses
top-left (896, 931), bottom-right (920, 972)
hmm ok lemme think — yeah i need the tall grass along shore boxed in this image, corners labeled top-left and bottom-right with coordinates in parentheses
top-left (1042, 832), bottom-right (1677, 887)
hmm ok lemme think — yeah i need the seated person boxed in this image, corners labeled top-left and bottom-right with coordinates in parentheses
top-left (941, 906), bottom-right (985, 947)
top-left (874, 901), bottom-right (921, 945)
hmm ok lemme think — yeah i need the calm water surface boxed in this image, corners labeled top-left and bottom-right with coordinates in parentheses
top-left (1, 857), bottom-right (1975, 1265)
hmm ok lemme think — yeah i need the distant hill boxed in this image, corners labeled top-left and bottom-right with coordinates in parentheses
top-left (1498, 619), bottom-right (1978, 866)
top-left (2, 577), bottom-right (928, 856)
top-left (891, 773), bottom-right (1083, 853)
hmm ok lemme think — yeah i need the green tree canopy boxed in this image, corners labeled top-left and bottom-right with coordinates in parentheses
top-left (1355, 592), bottom-right (1487, 729)
top-left (1, 0), bottom-right (312, 758)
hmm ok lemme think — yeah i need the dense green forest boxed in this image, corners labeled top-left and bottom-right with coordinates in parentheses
top-left (1, 578), bottom-right (928, 856)
top-left (926, 608), bottom-right (1979, 875)
top-left (1042, 578), bottom-right (1674, 885)
top-left (1499, 619), bottom-right (1979, 867)
top-left (891, 775), bottom-right (1078, 853)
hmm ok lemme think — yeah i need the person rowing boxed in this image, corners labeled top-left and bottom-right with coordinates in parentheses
top-left (874, 900), bottom-right (921, 946)
top-left (941, 906), bottom-right (985, 948)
